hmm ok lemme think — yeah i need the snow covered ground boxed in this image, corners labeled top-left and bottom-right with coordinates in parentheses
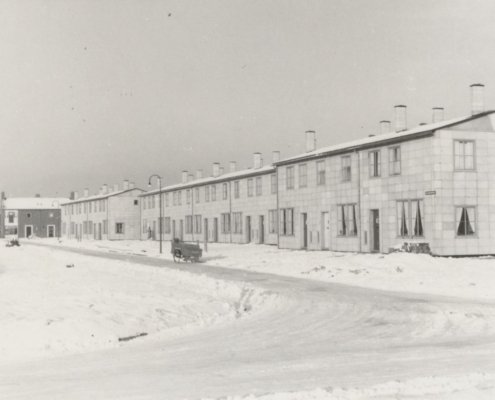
top-left (1, 239), bottom-right (495, 399)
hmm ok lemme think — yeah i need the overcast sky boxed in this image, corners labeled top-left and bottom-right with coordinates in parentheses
top-left (2, 0), bottom-right (495, 197)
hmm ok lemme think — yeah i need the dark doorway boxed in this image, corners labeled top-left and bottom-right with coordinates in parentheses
top-left (370, 209), bottom-right (380, 252)
top-left (302, 213), bottom-right (308, 249)
top-left (213, 218), bottom-right (218, 242)
top-left (246, 216), bottom-right (251, 243)
top-left (259, 215), bottom-right (264, 244)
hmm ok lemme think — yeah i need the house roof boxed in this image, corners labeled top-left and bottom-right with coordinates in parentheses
top-left (4, 198), bottom-right (69, 210)
top-left (274, 111), bottom-right (495, 166)
top-left (61, 188), bottom-right (144, 206)
top-left (140, 165), bottom-right (276, 197)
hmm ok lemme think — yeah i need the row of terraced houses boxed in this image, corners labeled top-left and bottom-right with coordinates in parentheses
top-left (61, 84), bottom-right (495, 256)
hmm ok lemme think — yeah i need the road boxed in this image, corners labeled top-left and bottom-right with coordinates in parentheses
top-left (2, 242), bottom-right (495, 399)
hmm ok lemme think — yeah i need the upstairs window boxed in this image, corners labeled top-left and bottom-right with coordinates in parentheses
top-left (454, 140), bottom-right (475, 170)
top-left (298, 164), bottom-right (307, 188)
top-left (205, 186), bottom-right (210, 202)
top-left (211, 185), bottom-right (216, 201)
top-left (256, 177), bottom-right (262, 196)
top-left (234, 181), bottom-right (240, 198)
top-left (247, 179), bottom-right (254, 197)
top-left (195, 188), bottom-right (200, 203)
top-left (286, 166), bottom-right (294, 190)
top-left (389, 146), bottom-right (401, 175)
top-left (222, 183), bottom-right (228, 200)
top-left (369, 150), bottom-right (381, 177)
top-left (456, 206), bottom-right (476, 236)
top-left (316, 160), bottom-right (326, 185)
top-left (270, 174), bottom-right (277, 194)
top-left (341, 156), bottom-right (351, 181)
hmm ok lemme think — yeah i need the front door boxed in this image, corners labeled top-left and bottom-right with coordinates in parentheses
top-left (172, 220), bottom-right (176, 240)
top-left (213, 218), bottom-right (218, 242)
top-left (47, 225), bottom-right (55, 238)
top-left (204, 219), bottom-right (209, 242)
top-left (246, 216), bottom-right (251, 243)
top-left (179, 220), bottom-right (184, 240)
top-left (302, 213), bottom-right (308, 249)
top-left (321, 212), bottom-right (330, 250)
top-left (370, 209), bottom-right (380, 252)
top-left (259, 215), bottom-right (264, 244)
top-left (25, 225), bottom-right (33, 238)
top-left (98, 223), bottom-right (102, 240)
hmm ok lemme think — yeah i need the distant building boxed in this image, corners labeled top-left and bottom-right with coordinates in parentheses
top-left (1, 197), bottom-right (67, 239)
top-left (61, 180), bottom-right (144, 241)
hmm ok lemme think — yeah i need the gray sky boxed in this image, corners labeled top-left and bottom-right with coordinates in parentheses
top-left (2, 0), bottom-right (495, 197)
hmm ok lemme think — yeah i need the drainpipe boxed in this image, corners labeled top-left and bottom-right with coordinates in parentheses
top-left (191, 188), bottom-right (194, 242)
top-left (229, 181), bottom-right (232, 243)
top-left (355, 149), bottom-right (362, 252)
top-left (276, 167), bottom-right (280, 249)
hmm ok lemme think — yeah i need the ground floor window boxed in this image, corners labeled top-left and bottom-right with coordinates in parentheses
top-left (221, 213), bottom-right (231, 234)
top-left (103, 220), bottom-right (108, 235)
top-left (185, 215), bottom-right (193, 234)
top-left (233, 212), bottom-right (242, 233)
top-left (194, 215), bottom-right (202, 234)
top-left (279, 208), bottom-right (294, 236)
top-left (115, 223), bottom-right (124, 234)
top-left (269, 210), bottom-right (277, 233)
top-left (164, 217), bottom-right (171, 234)
top-left (456, 206), bottom-right (476, 236)
top-left (337, 204), bottom-right (357, 236)
top-left (397, 200), bottom-right (424, 238)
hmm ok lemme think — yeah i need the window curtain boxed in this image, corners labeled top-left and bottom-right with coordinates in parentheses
top-left (457, 207), bottom-right (475, 235)
top-left (412, 200), bottom-right (423, 236)
top-left (399, 201), bottom-right (408, 236)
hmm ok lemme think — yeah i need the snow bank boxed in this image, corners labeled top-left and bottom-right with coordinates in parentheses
top-left (39, 238), bottom-right (495, 301)
top-left (0, 244), bottom-right (279, 363)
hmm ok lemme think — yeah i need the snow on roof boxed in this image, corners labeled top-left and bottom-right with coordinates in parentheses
top-left (61, 188), bottom-right (144, 206)
top-left (141, 164), bottom-right (276, 196)
top-left (4, 198), bottom-right (69, 210)
top-left (276, 111), bottom-right (495, 165)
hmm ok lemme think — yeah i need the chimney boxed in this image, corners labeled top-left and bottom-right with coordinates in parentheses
top-left (196, 169), bottom-right (203, 179)
top-left (123, 180), bottom-right (129, 190)
top-left (102, 184), bottom-right (108, 194)
top-left (379, 120), bottom-right (391, 134)
top-left (212, 162), bottom-right (220, 177)
top-left (74, 191), bottom-right (79, 200)
top-left (113, 183), bottom-right (119, 192)
top-left (187, 174), bottom-right (194, 182)
top-left (181, 170), bottom-right (188, 183)
top-left (470, 83), bottom-right (484, 115)
top-left (229, 161), bottom-right (237, 173)
top-left (432, 107), bottom-right (444, 123)
top-left (394, 105), bottom-right (407, 132)
top-left (305, 130), bottom-right (316, 152)
top-left (129, 182), bottom-right (135, 189)
top-left (253, 152), bottom-right (262, 169)
top-left (272, 151), bottom-right (280, 163)
top-left (83, 188), bottom-right (89, 197)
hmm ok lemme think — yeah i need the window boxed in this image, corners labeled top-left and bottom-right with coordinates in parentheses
top-left (256, 177), bottom-right (262, 196)
top-left (27, 213), bottom-right (31, 218)
top-left (222, 183), bottom-right (228, 200)
top-left (102, 200), bottom-right (106, 212)
top-left (456, 206), bottom-right (476, 236)
top-left (164, 217), bottom-right (171, 234)
top-left (195, 188), bottom-right (200, 203)
top-left (454, 140), bottom-right (475, 170)
top-left (115, 223), bottom-right (124, 234)
top-left (165, 193), bottom-right (169, 207)
top-left (205, 186), bottom-right (210, 202)
top-left (397, 200), bottom-right (424, 238)
top-left (234, 181), bottom-right (240, 198)
top-left (316, 161), bottom-right (326, 185)
top-left (286, 166), bottom-right (294, 190)
top-left (103, 220), bottom-right (108, 234)
top-left (369, 150), bottom-right (381, 177)
top-left (337, 204), bottom-right (358, 236)
top-left (298, 164), bottom-right (307, 188)
top-left (151, 196), bottom-right (155, 208)
top-left (270, 174), bottom-right (277, 194)
top-left (247, 179), bottom-right (254, 197)
top-left (194, 215), bottom-right (202, 234)
top-left (178, 191), bottom-right (182, 205)
top-left (186, 189), bottom-right (191, 205)
top-left (84, 203), bottom-right (87, 213)
top-left (341, 156), bottom-right (351, 181)
top-left (134, 199), bottom-right (138, 206)
top-left (221, 213), bottom-right (231, 233)
top-left (7, 212), bottom-right (14, 223)
top-left (269, 210), bottom-right (278, 233)
top-left (211, 185), bottom-right (216, 201)
top-left (185, 215), bottom-right (193, 234)
top-left (389, 146), bottom-right (401, 175)
top-left (279, 208), bottom-right (294, 236)
top-left (233, 212), bottom-right (242, 234)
